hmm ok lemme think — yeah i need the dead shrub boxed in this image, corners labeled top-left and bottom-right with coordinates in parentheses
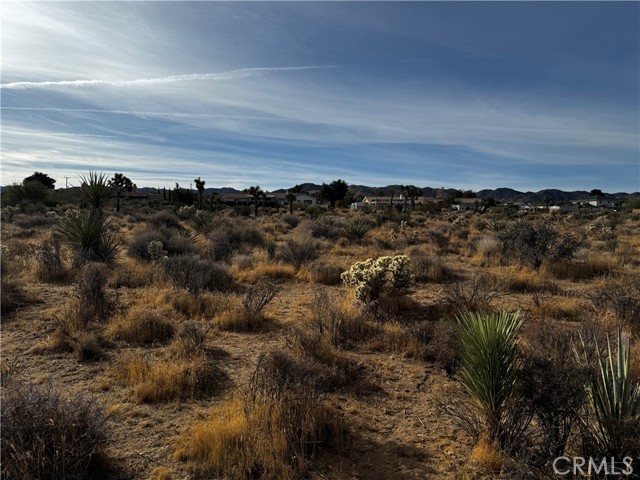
top-left (591, 283), bottom-right (640, 331)
top-left (33, 233), bottom-right (68, 282)
top-left (440, 273), bottom-right (497, 313)
top-left (1, 380), bottom-right (110, 480)
top-left (311, 289), bottom-right (377, 348)
top-left (410, 249), bottom-right (452, 283)
top-left (217, 282), bottom-right (278, 331)
top-left (544, 257), bottom-right (614, 281)
top-left (174, 384), bottom-right (346, 480)
top-left (66, 262), bottom-right (114, 330)
top-left (305, 260), bottom-right (344, 285)
top-left (277, 238), bottom-right (319, 269)
top-left (162, 289), bottom-right (225, 319)
top-left (107, 305), bottom-right (176, 345)
top-left (128, 228), bottom-right (197, 260)
top-left (111, 351), bottom-right (228, 403)
top-left (162, 255), bottom-right (232, 293)
top-left (169, 322), bottom-right (213, 359)
top-left (108, 258), bottom-right (157, 288)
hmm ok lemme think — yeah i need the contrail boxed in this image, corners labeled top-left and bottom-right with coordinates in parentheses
top-left (8, 131), bottom-right (117, 138)
top-left (0, 66), bottom-right (335, 90)
top-left (1, 106), bottom-right (279, 120)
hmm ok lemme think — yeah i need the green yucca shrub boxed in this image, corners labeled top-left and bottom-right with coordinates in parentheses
top-left (79, 172), bottom-right (113, 210)
top-left (340, 220), bottom-right (372, 241)
top-left (55, 209), bottom-right (119, 263)
top-left (575, 324), bottom-right (640, 457)
top-left (453, 310), bottom-right (524, 446)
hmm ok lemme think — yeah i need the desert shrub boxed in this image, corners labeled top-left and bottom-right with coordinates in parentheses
top-left (162, 290), bottom-right (226, 319)
top-left (545, 257), bottom-right (614, 281)
top-left (277, 238), bottom-right (319, 269)
top-left (429, 226), bottom-right (452, 254)
top-left (410, 248), bottom-right (451, 283)
top-left (69, 263), bottom-right (113, 329)
top-left (56, 209), bottom-right (119, 263)
top-left (33, 233), bottom-right (68, 282)
top-left (217, 281), bottom-right (278, 331)
top-left (474, 236), bottom-right (502, 265)
top-left (304, 217), bottom-right (339, 239)
top-left (1, 381), bottom-right (109, 480)
top-left (519, 321), bottom-right (588, 463)
top-left (0, 275), bottom-right (25, 317)
top-left (264, 239), bottom-right (277, 259)
top-left (162, 255), bottom-right (232, 293)
top-left (128, 228), bottom-right (197, 260)
top-left (341, 255), bottom-right (413, 306)
top-left (13, 213), bottom-right (56, 229)
top-left (306, 260), bottom-right (344, 285)
top-left (281, 214), bottom-right (299, 228)
top-left (575, 324), bottom-right (640, 458)
top-left (149, 210), bottom-right (181, 229)
top-left (206, 229), bottom-right (235, 261)
top-left (169, 322), bottom-right (213, 359)
top-left (112, 351), bottom-right (228, 403)
top-left (107, 305), bottom-right (176, 345)
top-left (424, 319), bottom-right (460, 375)
top-left (339, 219), bottom-right (372, 241)
top-left (108, 258), bottom-right (157, 288)
top-left (311, 289), bottom-right (377, 348)
top-left (498, 221), bottom-right (582, 270)
top-left (440, 273), bottom-right (497, 313)
top-left (72, 331), bottom-right (107, 362)
top-left (591, 284), bottom-right (640, 331)
top-left (174, 375), bottom-right (346, 480)
top-left (452, 310), bottom-right (525, 448)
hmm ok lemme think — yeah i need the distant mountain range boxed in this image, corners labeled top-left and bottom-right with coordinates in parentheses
top-left (5, 184), bottom-right (638, 203)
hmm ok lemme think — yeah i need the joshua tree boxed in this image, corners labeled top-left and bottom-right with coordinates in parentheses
top-left (244, 185), bottom-right (263, 217)
top-left (108, 173), bottom-right (133, 212)
top-left (406, 185), bottom-right (421, 211)
top-left (194, 177), bottom-right (206, 209)
top-left (286, 192), bottom-right (297, 214)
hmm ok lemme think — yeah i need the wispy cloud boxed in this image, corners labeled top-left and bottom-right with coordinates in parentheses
top-left (0, 66), bottom-right (335, 90)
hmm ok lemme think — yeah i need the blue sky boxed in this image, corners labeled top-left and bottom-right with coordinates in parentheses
top-left (1, 1), bottom-right (639, 192)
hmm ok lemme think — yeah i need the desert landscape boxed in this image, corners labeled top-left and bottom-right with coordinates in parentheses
top-left (2, 173), bottom-right (639, 479)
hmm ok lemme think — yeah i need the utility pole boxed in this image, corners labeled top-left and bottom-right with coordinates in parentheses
top-left (65, 177), bottom-right (71, 189)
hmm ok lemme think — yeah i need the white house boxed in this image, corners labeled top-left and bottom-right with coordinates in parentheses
top-left (362, 195), bottom-right (406, 208)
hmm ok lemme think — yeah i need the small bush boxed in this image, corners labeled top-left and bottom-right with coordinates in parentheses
top-left (33, 233), bottom-right (68, 282)
top-left (410, 248), bottom-right (451, 283)
top-left (305, 260), bottom-right (344, 285)
top-left (149, 210), bottom-right (181, 230)
top-left (112, 351), bottom-right (228, 403)
top-left (107, 305), bottom-right (176, 345)
top-left (545, 257), bottom-right (614, 281)
top-left (441, 273), bottom-right (497, 313)
top-left (591, 284), bottom-right (640, 331)
top-left (281, 214), bottom-right (299, 228)
top-left (277, 238), bottom-right (319, 269)
top-left (162, 255), bottom-right (232, 293)
top-left (1, 381), bottom-right (109, 480)
top-left (217, 282), bottom-right (278, 331)
top-left (67, 263), bottom-right (113, 330)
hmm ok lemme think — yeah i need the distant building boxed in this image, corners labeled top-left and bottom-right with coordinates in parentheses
top-left (362, 195), bottom-right (405, 208)
top-left (451, 198), bottom-right (480, 211)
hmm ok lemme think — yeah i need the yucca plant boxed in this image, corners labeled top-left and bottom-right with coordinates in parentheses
top-left (340, 220), bottom-right (372, 241)
top-left (575, 324), bottom-right (640, 456)
top-left (79, 172), bottom-right (113, 210)
top-left (453, 310), bottom-right (523, 445)
top-left (56, 209), bottom-right (119, 262)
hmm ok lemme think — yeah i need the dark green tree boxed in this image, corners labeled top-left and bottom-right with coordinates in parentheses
top-left (244, 185), bottom-right (263, 217)
top-left (194, 177), bottom-right (206, 209)
top-left (286, 192), bottom-right (297, 214)
top-left (108, 173), bottom-right (133, 212)
top-left (24, 172), bottom-right (56, 189)
top-left (590, 189), bottom-right (604, 197)
top-left (405, 185), bottom-right (422, 211)
top-left (319, 179), bottom-right (349, 208)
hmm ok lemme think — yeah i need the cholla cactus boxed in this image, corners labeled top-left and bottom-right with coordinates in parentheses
top-left (177, 205), bottom-right (196, 219)
top-left (65, 209), bottom-right (80, 218)
top-left (341, 255), bottom-right (413, 304)
top-left (147, 240), bottom-right (167, 261)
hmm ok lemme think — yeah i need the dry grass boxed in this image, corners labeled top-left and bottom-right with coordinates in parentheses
top-left (107, 257), bottom-right (158, 288)
top-left (499, 267), bottom-right (558, 293)
top-left (217, 282), bottom-right (278, 331)
top-left (368, 322), bottom-right (429, 359)
top-left (232, 262), bottom-right (297, 283)
top-left (298, 260), bottom-right (344, 285)
top-left (470, 437), bottom-right (507, 474)
top-left (110, 351), bottom-right (228, 403)
top-left (174, 388), bottom-right (347, 479)
top-left (544, 257), bottom-right (615, 281)
top-left (106, 304), bottom-right (177, 345)
top-left (158, 288), bottom-right (226, 320)
top-left (530, 294), bottom-right (583, 320)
